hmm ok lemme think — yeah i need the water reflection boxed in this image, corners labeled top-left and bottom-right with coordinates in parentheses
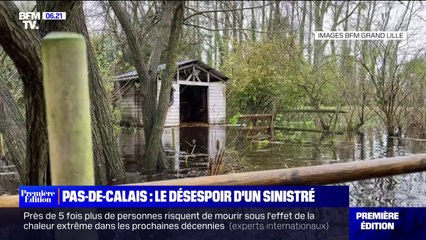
top-left (0, 157), bottom-right (19, 195)
top-left (1, 125), bottom-right (424, 206)
top-left (120, 126), bottom-right (226, 182)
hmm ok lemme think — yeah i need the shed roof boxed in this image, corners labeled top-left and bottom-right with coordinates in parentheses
top-left (113, 59), bottom-right (229, 82)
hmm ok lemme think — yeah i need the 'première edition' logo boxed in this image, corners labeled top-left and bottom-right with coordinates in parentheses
top-left (20, 189), bottom-right (56, 203)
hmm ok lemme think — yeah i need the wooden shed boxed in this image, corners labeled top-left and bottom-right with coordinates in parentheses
top-left (113, 60), bottom-right (229, 127)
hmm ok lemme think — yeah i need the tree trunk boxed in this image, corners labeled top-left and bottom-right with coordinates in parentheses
top-left (214, 1), bottom-right (220, 66)
top-left (250, 1), bottom-right (256, 42)
top-left (110, 1), bottom-right (185, 174)
top-left (273, 1), bottom-right (281, 37)
top-left (222, 1), bottom-right (230, 58)
top-left (195, 1), bottom-right (202, 60)
top-left (39, 1), bottom-right (125, 184)
top-left (313, 1), bottom-right (327, 69)
top-left (0, 1), bottom-right (125, 185)
top-left (307, 1), bottom-right (313, 64)
top-left (145, 1), bottom-right (185, 174)
top-left (69, 2), bottom-right (125, 184)
top-left (232, 1), bottom-right (238, 44)
top-left (299, 1), bottom-right (306, 49)
top-left (261, 0), bottom-right (266, 41)
top-left (239, 0), bottom-right (244, 42)
top-left (0, 2), bottom-right (46, 185)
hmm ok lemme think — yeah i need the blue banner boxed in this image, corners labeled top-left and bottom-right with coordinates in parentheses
top-left (11, 186), bottom-right (426, 239)
top-left (1, 208), bottom-right (349, 240)
top-left (19, 186), bottom-right (349, 208)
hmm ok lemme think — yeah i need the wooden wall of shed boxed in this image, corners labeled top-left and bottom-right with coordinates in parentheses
top-left (119, 126), bottom-right (226, 174)
top-left (119, 83), bottom-right (143, 126)
top-left (208, 125), bottom-right (226, 159)
top-left (119, 127), bottom-right (180, 171)
top-left (208, 82), bottom-right (227, 124)
top-left (118, 80), bottom-right (227, 127)
top-left (118, 81), bottom-right (180, 127)
top-left (162, 127), bottom-right (180, 171)
top-left (158, 82), bottom-right (180, 127)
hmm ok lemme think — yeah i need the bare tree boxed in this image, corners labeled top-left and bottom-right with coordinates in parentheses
top-left (357, 1), bottom-right (422, 136)
top-left (110, 1), bottom-right (185, 173)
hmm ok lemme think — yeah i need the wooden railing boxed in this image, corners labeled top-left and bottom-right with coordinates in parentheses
top-left (237, 107), bottom-right (348, 140)
top-left (238, 110), bottom-right (275, 140)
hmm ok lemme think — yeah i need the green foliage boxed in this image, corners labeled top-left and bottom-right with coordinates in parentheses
top-left (222, 40), bottom-right (306, 115)
top-left (274, 130), bottom-right (309, 144)
top-left (91, 34), bottom-right (133, 132)
top-left (111, 105), bottom-right (123, 134)
top-left (316, 58), bottom-right (343, 106)
top-left (91, 35), bottom-right (122, 89)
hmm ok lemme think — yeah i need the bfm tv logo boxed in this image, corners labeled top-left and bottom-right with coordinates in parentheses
top-left (19, 12), bottom-right (66, 30)
top-left (19, 12), bottom-right (41, 30)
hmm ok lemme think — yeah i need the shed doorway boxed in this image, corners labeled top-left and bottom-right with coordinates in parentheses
top-left (180, 85), bottom-right (208, 123)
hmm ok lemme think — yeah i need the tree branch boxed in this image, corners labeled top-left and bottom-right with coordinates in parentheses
top-left (184, 22), bottom-right (273, 34)
top-left (109, 1), bottom-right (149, 81)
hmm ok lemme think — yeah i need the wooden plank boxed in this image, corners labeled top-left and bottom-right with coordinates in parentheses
top-left (0, 196), bottom-right (18, 208)
top-left (192, 64), bottom-right (196, 81)
top-left (245, 135), bottom-right (270, 140)
top-left (177, 65), bottom-right (192, 72)
top-left (178, 81), bottom-right (210, 86)
top-left (240, 126), bottom-right (271, 131)
top-left (195, 64), bottom-right (226, 82)
top-left (111, 76), bottom-right (138, 82)
top-left (0, 172), bottom-right (17, 176)
top-left (282, 109), bottom-right (348, 113)
top-left (2, 154), bottom-right (426, 207)
top-left (0, 166), bottom-right (16, 169)
top-left (184, 73), bottom-right (192, 81)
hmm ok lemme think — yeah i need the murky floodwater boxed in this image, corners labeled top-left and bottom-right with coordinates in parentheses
top-left (1, 126), bottom-right (426, 207)
top-left (119, 126), bottom-right (426, 207)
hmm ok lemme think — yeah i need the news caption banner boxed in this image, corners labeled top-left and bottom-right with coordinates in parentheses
top-left (0, 186), bottom-right (349, 240)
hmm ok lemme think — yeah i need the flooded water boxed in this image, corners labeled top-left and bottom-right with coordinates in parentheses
top-left (1, 126), bottom-right (426, 208)
top-left (120, 126), bottom-right (426, 207)
top-left (230, 128), bottom-right (426, 207)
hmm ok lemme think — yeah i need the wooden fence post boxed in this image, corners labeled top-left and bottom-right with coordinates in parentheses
top-left (42, 32), bottom-right (94, 185)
